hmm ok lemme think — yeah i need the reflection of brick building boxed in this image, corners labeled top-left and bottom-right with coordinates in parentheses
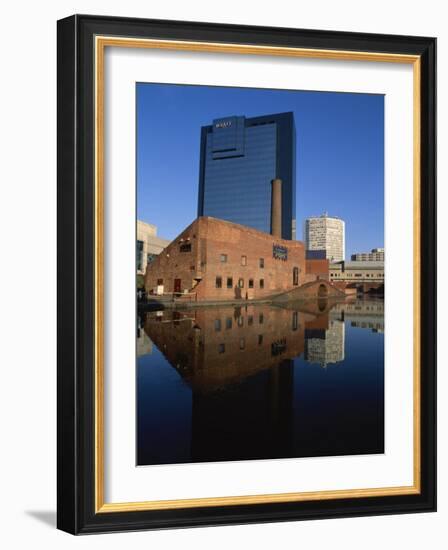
top-left (144, 216), bottom-right (323, 301)
top-left (144, 304), bottom-right (330, 392)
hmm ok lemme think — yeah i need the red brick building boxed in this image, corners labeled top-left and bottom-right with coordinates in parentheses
top-left (144, 216), bottom-right (325, 302)
top-left (305, 258), bottom-right (330, 280)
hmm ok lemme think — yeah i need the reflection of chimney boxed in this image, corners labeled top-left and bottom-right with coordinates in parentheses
top-left (271, 178), bottom-right (282, 238)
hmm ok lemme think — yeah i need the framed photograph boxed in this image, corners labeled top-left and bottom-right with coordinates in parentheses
top-left (57, 14), bottom-right (436, 534)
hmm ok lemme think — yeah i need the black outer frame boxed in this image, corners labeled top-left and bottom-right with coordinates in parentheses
top-left (57, 14), bottom-right (436, 535)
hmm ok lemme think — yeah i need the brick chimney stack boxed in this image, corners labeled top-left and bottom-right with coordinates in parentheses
top-left (271, 178), bottom-right (282, 238)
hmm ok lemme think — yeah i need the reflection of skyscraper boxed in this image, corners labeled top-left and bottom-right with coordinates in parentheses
top-left (143, 305), bottom-right (308, 391)
top-left (304, 319), bottom-right (345, 367)
top-left (191, 359), bottom-right (294, 462)
top-left (304, 213), bottom-right (345, 262)
top-left (198, 113), bottom-right (296, 240)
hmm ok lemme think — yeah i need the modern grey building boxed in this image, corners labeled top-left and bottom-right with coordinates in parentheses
top-left (197, 112), bottom-right (296, 240)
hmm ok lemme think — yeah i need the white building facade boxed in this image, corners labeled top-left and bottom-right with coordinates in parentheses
top-left (304, 213), bottom-right (345, 262)
top-left (329, 261), bottom-right (384, 282)
top-left (137, 220), bottom-right (170, 275)
top-left (351, 248), bottom-right (385, 262)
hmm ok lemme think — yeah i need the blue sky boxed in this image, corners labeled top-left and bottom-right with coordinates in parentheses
top-left (137, 83), bottom-right (384, 257)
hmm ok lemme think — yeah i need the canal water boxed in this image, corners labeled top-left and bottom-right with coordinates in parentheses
top-left (137, 297), bottom-right (384, 466)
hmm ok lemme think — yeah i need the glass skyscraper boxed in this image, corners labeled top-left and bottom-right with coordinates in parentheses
top-left (197, 112), bottom-right (296, 240)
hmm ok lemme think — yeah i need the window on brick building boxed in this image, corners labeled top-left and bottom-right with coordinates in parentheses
top-left (259, 258), bottom-right (264, 268)
top-left (157, 278), bottom-right (163, 286)
top-left (241, 255), bottom-right (247, 266)
top-left (179, 242), bottom-right (191, 252)
top-left (238, 278), bottom-right (244, 288)
top-left (258, 335), bottom-right (263, 345)
top-left (215, 276), bottom-right (222, 288)
top-left (238, 316), bottom-right (244, 327)
top-left (218, 343), bottom-right (225, 354)
top-left (259, 313), bottom-right (264, 324)
top-left (214, 319), bottom-right (221, 331)
top-left (248, 315), bottom-right (253, 326)
top-left (239, 338), bottom-right (245, 350)
top-left (249, 279), bottom-right (254, 288)
top-left (259, 278), bottom-right (264, 289)
top-left (226, 317), bottom-right (232, 329)
top-left (293, 266), bottom-right (299, 286)
top-left (220, 254), bottom-right (227, 263)
top-left (227, 277), bottom-right (233, 288)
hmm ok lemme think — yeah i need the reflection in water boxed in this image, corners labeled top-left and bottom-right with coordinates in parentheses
top-left (137, 298), bottom-right (384, 465)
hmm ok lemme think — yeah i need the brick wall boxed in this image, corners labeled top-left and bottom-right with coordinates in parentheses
top-left (305, 258), bottom-right (330, 279)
